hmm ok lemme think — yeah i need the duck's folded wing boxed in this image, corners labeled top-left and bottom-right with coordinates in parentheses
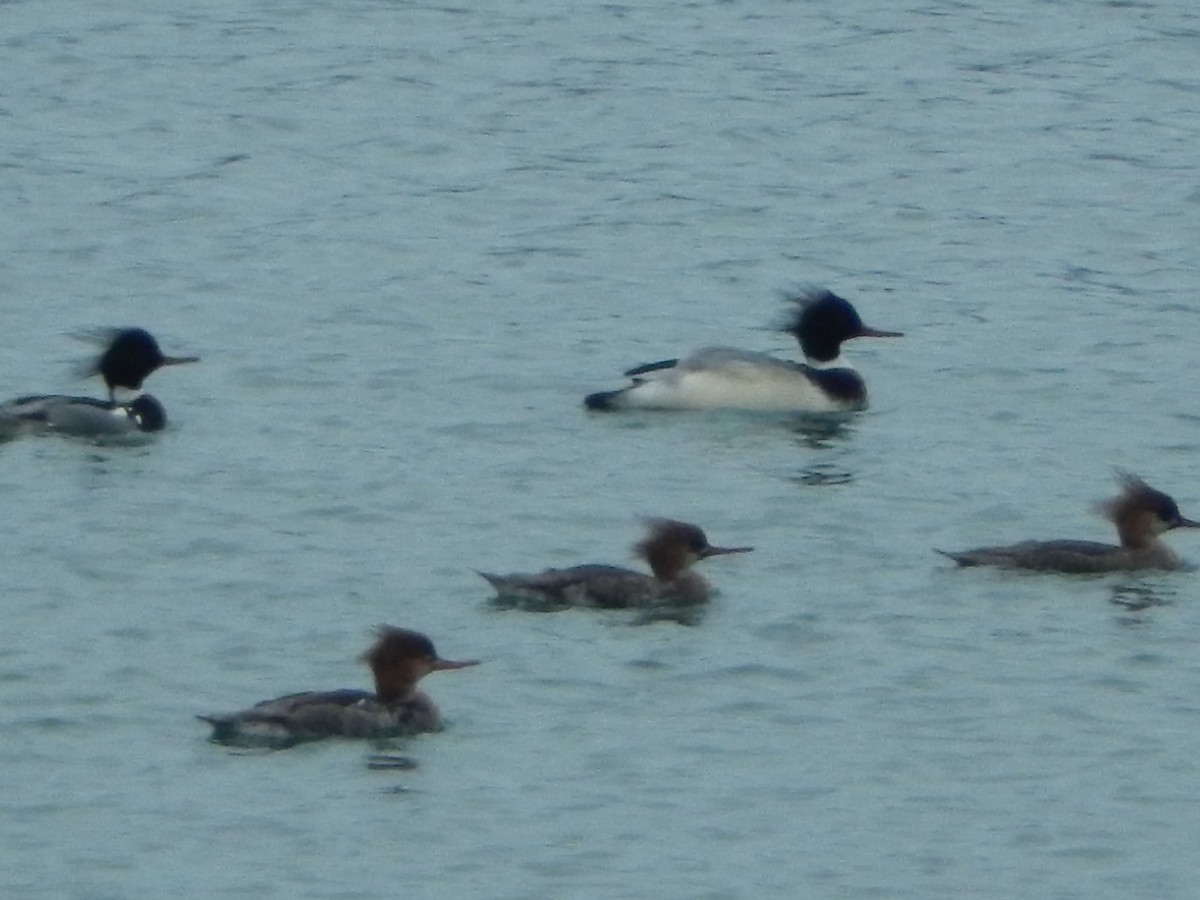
top-left (941, 540), bottom-right (1123, 571)
top-left (2, 395), bottom-right (134, 435)
top-left (481, 564), bottom-right (650, 607)
top-left (624, 358), bottom-right (678, 377)
top-left (200, 689), bottom-right (369, 729)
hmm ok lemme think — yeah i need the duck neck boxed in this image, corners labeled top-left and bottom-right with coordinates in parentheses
top-left (373, 673), bottom-right (419, 707)
top-left (645, 548), bottom-right (688, 581)
top-left (1114, 512), bottom-right (1156, 551)
top-left (805, 353), bottom-right (849, 370)
top-left (1125, 538), bottom-right (1179, 568)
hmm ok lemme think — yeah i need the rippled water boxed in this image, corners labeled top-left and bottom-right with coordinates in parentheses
top-left (4, 1), bottom-right (1200, 897)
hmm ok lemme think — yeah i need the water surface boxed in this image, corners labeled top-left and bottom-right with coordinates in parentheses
top-left (3, 1), bottom-right (1200, 898)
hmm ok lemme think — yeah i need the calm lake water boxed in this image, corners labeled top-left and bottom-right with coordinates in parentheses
top-left (3, 1), bottom-right (1200, 898)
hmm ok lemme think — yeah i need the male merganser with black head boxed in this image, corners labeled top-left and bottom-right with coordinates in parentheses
top-left (479, 518), bottom-right (752, 609)
top-left (199, 627), bottom-right (480, 749)
top-left (0, 328), bottom-right (197, 438)
top-left (938, 474), bottom-right (1199, 573)
top-left (584, 289), bottom-right (901, 413)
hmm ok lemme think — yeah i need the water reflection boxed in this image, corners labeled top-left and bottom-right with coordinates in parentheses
top-left (366, 753), bottom-right (419, 771)
top-left (486, 594), bottom-right (571, 615)
top-left (488, 594), bottom-right (707, 627)
top-left (1108, 581), bottom-right (1177, 613)
top-left (629, 603), bottom-right (707, 627)
top-left (791, 463), bottom-right (854, 487)
top-left (784, 414), bottom-right (857, 485)
top-left (786, 413), bottom-right (855, 449)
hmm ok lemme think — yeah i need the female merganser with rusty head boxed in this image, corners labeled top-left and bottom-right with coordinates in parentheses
top-left (199, 627), bottom-right (480, 749)
top-left (1, 328), bottom-right (198, 438)
top-left (479, 518), bottom-right (752, 609)
top-left (584, 289), bottom-right (901, 413)
top-left (937, 474), bottom-right (1199, 573)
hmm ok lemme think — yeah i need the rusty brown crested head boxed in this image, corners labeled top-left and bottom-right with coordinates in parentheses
top-left (360, 626), bottom-right (479, 705)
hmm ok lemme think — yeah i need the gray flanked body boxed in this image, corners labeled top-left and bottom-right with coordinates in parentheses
top-left (938, 539), bottom-right (1183, 573)
top-left (938, 474), bottom-right (1199, 574)
top-left (199, 689), bottom-right (443, 750)
top-left (0, 394), bottom-right (166, 437)
top-left (480, 519), bottom-right (752, 610)
top-left (480, 564), bottom-right (712, 609)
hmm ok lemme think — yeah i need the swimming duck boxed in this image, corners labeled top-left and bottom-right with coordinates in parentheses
top-left (1, 328), bottom-right (197, 437)
top-left (938, 474), bottom-right (1199, 573)
top-left (584, 289), bottom-right (901, 413)
top-left (479, 518), bottom-right (752, 608)
top-left (199, 627), bottom-right (479, 749)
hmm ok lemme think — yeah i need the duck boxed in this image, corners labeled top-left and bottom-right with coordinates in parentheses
top-left (937, 473), bottom-right (1199, 573)
top-left (583, 289), bottom-right (900, 413)
top-left (479, 518), bottom-right (752, 608)
top-left (199, 627), bottom-right (479, 749)
top-left (1, 328), bottom-right (197, 437)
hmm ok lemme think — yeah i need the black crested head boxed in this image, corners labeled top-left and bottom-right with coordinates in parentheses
top-left (88, 329), bottom-right (167, 390)
top-left (779, 290), bottom-right (866, 362)
top-left (779, 288), bottom-right (901, 363)
top-left (78, 328), bottom-right (199, 397)
top-left (127, 394), bottom-right (167, 432)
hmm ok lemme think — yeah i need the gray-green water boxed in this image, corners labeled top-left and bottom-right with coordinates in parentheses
top-left (4, 1), bottom-right (1200, 897)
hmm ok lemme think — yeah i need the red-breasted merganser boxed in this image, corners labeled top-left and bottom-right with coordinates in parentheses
top-left (479, 518), bottom-right (752, 608)
top-left (584, 289), bottom-right (901, 413)
top-left (199, 627), bottom-right (480, 749)
top-left (938, 474), bottom-right (1199, 573)
top-left (1, 328), bottom-right (198, 438)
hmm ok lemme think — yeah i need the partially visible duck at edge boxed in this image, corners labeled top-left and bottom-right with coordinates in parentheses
top-left (584, 288), bottom-right (901, 413)
top-left (0, 327), bottom-right (198, 438)
top-left (200, 627), bottom-right (480, 750)
top-left (937, 473), bottom-right (1200, 573)
top-left (479, 518), bottom-right (753, 609)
